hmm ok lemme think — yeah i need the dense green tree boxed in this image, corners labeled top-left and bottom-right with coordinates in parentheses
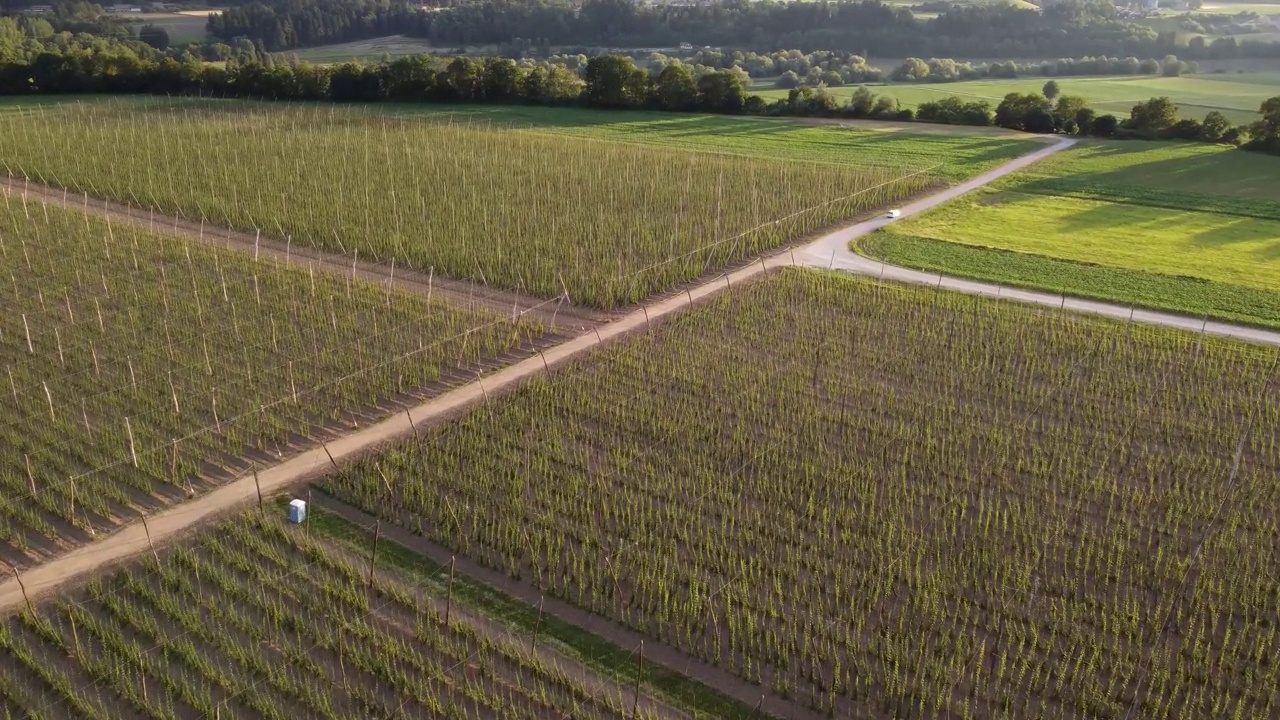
top-left (1042, 79), bottom-right (1060, 103)
top-left (1092, 113), bottom-right (1120, 137)
top-left (995, 92), bottom-right (1052, 131)
top-left (1245, 96), bottom-right (1280, 154)
top-left (1074, 107), bottom-right (1097, 135)
top-left (1129, 96), bottom-right (1178, 133)
top-left (1199, 110), bottom-right (1230, 143)
top-left (654, 63), bottom-right (697, 111)
top-left (137, 24), bottom-right (169, 50)
top-left (696, 70), bottom-right (747, 114)
top-left (583, 55), bottom-right (649, 109)
top-left (482, 58), bottom-right (521, 103)
top-left (847, 85), bottom-right (876, 116)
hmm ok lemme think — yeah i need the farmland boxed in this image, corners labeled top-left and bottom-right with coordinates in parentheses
top-left (753, 73), bottom-right (1278, 125)
top-left (122, 10), bottom-right (216, 45)
top-left (0, 195), bottom-right (541, 567)
top-left (865, 140), bottom-right (1280, 327)
top-left (0, 509), bottom-right (667, 720)
top-left (0, 99), bottom-right (941, 308)
top-left (323, 269), bottom-right (1280, 719)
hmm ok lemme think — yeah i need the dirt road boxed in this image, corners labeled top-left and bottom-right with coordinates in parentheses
top-left (0, 251), bottom-right (796, 613)
top-left (796, 137), bottom-right (1280, 348)
top-left (9, 134), bottom-right (1278, 613)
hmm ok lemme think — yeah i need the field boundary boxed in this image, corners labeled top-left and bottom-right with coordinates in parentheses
top-left (305, 501), bottom-right (697, 720)
top-left (310, 496), bottom-right (795, 720)
top-left (0, 175), bottom-right (606, 331)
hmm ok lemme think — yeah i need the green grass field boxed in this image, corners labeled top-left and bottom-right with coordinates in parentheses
top-left (864, 140), bottom-right (1280, 327)
top-left (286, 35), bottom-right (450, 63)
top-left (374, 104), bottom-right (1041, 180)
top-left (125, 10), bottom-right (215, 45)
top-left (755, 73), bottom-right (1278, 125)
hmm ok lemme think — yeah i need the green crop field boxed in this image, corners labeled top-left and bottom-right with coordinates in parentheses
top-left (0, 99), bottom-right (950, 309)
top-left (865, 140), bottom-right (1280, 327)
top-left (0, 197), bottom-right (538, 568)
top-left (0, 509), bottom-right (662, 720)
top-left (322, 269), bottom-right (1280, 719)
top-left (754, 73), bottom-right (1278, 125)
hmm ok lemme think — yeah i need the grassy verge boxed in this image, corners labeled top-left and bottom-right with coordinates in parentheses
top-left (297, 494), bottom-right (769, 720)
top-left (858, 233), bottom-right (1280, 330)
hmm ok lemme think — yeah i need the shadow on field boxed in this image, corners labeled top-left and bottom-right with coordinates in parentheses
top-left (1015, 144), bottom-right (1280, 222)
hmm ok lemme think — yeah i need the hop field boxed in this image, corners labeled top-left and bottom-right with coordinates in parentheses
top-left (324, 270), bottom-right (1280, 719)
top-left (0, 195), bottom-right (542, 568)
top-left (0, 100), bottom-right (936, 308)
top-left (0, 510), bottom-right (663, 720)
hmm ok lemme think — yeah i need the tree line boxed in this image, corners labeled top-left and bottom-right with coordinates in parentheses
top-left (202, 0), bottom-right (1280, 60)
top-left (1, 40), bottom-right (1276, 156)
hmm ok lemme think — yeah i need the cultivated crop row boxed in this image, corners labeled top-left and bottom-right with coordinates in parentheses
top-left (0, 510), bottom-right (660, 720)
top-left (324, 270), bottom-right (1280, 719)
top-left (0, 196), bottom-right (542, 566)
top-left (0, 100), bottom-right (935, 307)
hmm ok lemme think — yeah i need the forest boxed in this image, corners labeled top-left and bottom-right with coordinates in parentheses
top-left (205, 0), bottom-right (1280, 59)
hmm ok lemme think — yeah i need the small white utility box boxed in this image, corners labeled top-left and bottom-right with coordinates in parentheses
top-left (886, 209), bottom-right (902, 219)
top-left (288, 499), bottom-right (307, 524)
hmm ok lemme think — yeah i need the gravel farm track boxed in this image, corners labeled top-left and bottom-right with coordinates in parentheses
top-left (4, 135), bottom-right (1280, 719)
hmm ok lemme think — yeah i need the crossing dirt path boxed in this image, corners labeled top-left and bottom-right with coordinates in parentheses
top-left (8, 133), bottom-right (1279, 615)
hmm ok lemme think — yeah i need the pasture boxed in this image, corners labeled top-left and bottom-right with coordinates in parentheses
top-left (0, 99), bottom-right (955, 308)
top-left (322, 269), bottom-right (1280, 719)
top-left (866, 140), bottom-right (1280, 327)
top-left (0, 195), bottom-right (538, 567)
top-left (754, 73), bottom-right (1278, 125)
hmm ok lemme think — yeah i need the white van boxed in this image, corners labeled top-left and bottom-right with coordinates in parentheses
top-left (886, 209), bottom-right (902, 219)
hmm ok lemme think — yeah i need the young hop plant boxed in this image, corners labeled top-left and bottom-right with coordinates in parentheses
top-left (0, 100), bottom-right (935, 308)
top-left (325, 270), bottom-right (1280, 720)
top-left (0, 196), bottom-right (541, 565)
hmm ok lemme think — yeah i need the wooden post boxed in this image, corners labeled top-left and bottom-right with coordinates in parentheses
top-left (70, 609), bottom-right (80, 658)
top-left (253, 467), bottom-right (263, 507)
top-left (445, 556), bottom-right (456, 626)
top-left (323, 442), bottom-right (338, 469)
top-left (142, 513), bottom-right (158, 564)
top-left (368, 521), bottom-right (381, 589)
top-left (406, 409), bottom-right (418, 438)
top-left (24, 454), bottom-right (35, 498)
top-left (633, 640), bottom-right (644, 718)
top-left (531, 595), bottom-right (544, 652)
top-left (125, 417), bottom-right (138, 468)
top-left (10, 563), bottom-right (32, 615)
